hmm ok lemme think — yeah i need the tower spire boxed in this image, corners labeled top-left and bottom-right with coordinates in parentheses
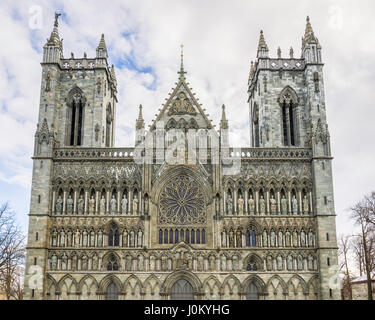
top-left (136, 104), bottom-right (145, 130)
top-left (257, 30), bottom-right (269, 58)
top-left (46, 12), bottom-right (62, 47)
top-left (220, 104), bottom-right (228, 129)
top-left (178, 44), bottom-right (187, 79)
top-left (303, 16), bottom-right (319, 45)
top-left (96, 34), bottom-right (108, 58)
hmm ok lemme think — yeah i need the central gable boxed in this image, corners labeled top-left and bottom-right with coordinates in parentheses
top-left (150, 72), bottom-right (215, 131)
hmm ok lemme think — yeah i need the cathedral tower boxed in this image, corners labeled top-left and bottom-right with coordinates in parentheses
top-left (248, 17), bottom-right (339, 299)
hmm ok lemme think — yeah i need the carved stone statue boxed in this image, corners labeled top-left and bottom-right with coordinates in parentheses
top-left (300, 229), bottom-right (306, 247)
top-left (51, 255), bottom-right (57, 270)
top-left (123, 229), bottom-right (128, 247)
top-left (297, 255), bottom-right (303, 270)
top-left (97, 229), bottom-right (103, 247)
top-left (228, 229), bottom-right (234, 247)
top-left (281, 195), bottom-right (287, 214)
top-left (215, 196), bottom-right (220, 214)
top-left (308, 255), bottom-right (314, 270)
top-left (77, 195), bottom-right (84, 214)
top-left (110, 195), bottom-right (117, 215)
top-left (67, 195), bottom-right (73, 214)
top-left (90, 230), bottom-right (95, 247)
top-left (61, 253), bottom-right (67, 270)
top-left (82, 229), bottom-right (88, 247)
top-left (238, 195), bottom-right (244, 215)
top-left (278, 230), bottom-right (283, 247)
top-left (277, 255), bottom-right (283, 270)
top-left (248, 194), bottom-right (255, 214)
top-left (55, 195), bottom-right (63, 215)
top-left (60, 229), bottom-right (65, 247)
top-left (221, 230), bottom-right (227, 247)
top-left (74, 228), bottom-right (80, 247)
top-left (137, 229), bottom-right (143, 247)
top-left (132, 195), bottom-right (138, 215)
top-left (121, 195), bottom-right (128, 215)
top-left (303, 195), bottom-right (309, 214)
top-left (270, 230), bottom-right (276, 247)
top-left (130, 230), bottom-right (135, 247)
top-left (92, 255), bottom-right (98, 270)
top-left (89, 195), bottom-right (95, 214)
top-left (221, 255), bottom-right (226, 271)
top-left (52, 229), bottom-right (58, 247)
top-left (270, 195), bottom-right (277, 215)
top-left (287, 255), bottom-right (293, 270)
top-left (262, 230), bottom-right (268, 247)
top-left (293, 229), bottom-right (298, 247)
top-left (236, 230), bottom-right (242, 247)
top-left (67, 229), bottom-right (72, 247)
top-left (82, 255), bottom-right (88, 271)
top-left (226, 194), bottom-right (233, 215)
top-left (285, 230), bottom-right (291, 247)
top-left (259, 195), bottom-right (266, 214)
top-left (308, 229), bottom-right (314, 247)
top-left (99, 195), bottom-right (106, 214)
top-left (292, 195), bottom-right (298, 215)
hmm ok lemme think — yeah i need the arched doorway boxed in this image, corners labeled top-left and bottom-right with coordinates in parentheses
top-left (246, 282), bottom-right (259, 300)
top-left (106, 281), bottom-right (118, 300)
top-left (171, 279), bottom-right (194, 300)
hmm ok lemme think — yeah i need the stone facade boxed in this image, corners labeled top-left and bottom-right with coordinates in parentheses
top-left (24, 15), bottom-right (340, 300)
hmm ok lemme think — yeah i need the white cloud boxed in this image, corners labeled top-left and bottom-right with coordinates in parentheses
top-left (0, 0), bottom-right (375, 239)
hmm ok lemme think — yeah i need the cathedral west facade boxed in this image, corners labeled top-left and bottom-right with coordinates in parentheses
top-left (24, 14), bottom-right (340, 300)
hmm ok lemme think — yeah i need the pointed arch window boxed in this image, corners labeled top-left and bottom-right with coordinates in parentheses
top-left (279, 87), bottom-right (299, 147)
top-left (253, 103), bottom-right (260, 147)
top-left (67, 87), bottom-right (86, 146)
top-left (105, 103), bottom-right (112, 147)
top-left (108, 225), bottom-right (119, 247)
top-left (246, 256), bottom-right (258, 271)
top-left (107, 255), bottom-right (119, 271)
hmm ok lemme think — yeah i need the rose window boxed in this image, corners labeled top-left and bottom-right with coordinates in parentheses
top-left (159, 175), bottom-right (206, 225)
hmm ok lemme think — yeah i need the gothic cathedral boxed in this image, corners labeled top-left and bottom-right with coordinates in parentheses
top-left (24, 14), bottom-right (340, 300)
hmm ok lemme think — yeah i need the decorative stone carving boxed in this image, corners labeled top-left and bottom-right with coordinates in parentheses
top-left (303, 195), bottom-right (309, 214)
top-left (226, 194), bottom-right (233, 215)
top-left (110, 195), bottom-right (117, 215)
top-left (89, 196), bottom-right (95, 214)
top-left (167, 91), bottom-right (196, 116)
top-left (259, 196), bottom-right (266, 214)
top-left (121, 195), bottom-right (128, 215)
top-left (67, 195), bottom-right (73, 214)
top-left (292, 196), bottom-right (298, 215)
top-left (270, 195), bottom-right (277, 214)
top-left (281, 195), bottom-right (287, 214)
top-left (159, 174), bottom-right (205, 224)
top-left (238, 195), bottom-right (244, 215)
top-left (132, 195), bottom-right (138, 215)
top-left (248, 194), bottom-right (255, 214)
top-left (77, 195), bottom-right (84, 214)
top-left (99, 195), bottom-right (106, 214)
top-left (55, 195), bottom-right (63, 215)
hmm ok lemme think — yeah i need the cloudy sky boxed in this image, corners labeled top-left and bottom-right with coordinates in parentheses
top-left (0, 0), bottom-right (374, 239)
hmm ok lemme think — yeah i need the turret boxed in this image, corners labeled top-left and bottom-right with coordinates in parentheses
top-left (257, 30), bottom-right (269, 59)
top-left (302, 16), bottom-right (322, 63)
top-left (43, 13), bottom-right (63, 63)
top-left (96, 33), bottom-right (108, 59)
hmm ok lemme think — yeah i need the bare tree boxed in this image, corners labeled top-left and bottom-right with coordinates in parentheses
top-left (350, 198), bottom-right (375, 300)
top-left (338, 235), bottom-right (354, 299)
top-left (0, 203), bottom-right (26, 300)
top-left (362, 192), bottom-right (375, 227)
